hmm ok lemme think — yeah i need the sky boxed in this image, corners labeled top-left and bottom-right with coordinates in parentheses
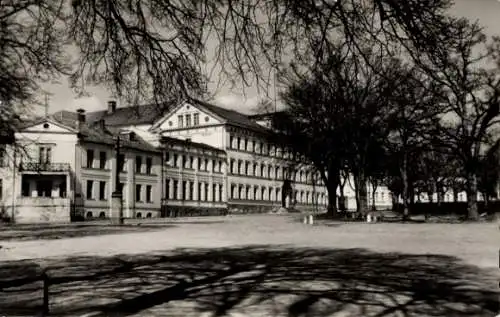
top-left (40, 0), bottom-right (500, 117)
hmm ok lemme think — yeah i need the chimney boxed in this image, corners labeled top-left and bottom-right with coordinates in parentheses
top-left (107, 100), bottom-right (117, 114)
top-left (76, 108), bottom-right (85, 130)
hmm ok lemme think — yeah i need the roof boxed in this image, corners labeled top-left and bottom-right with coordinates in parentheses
top-left (85, 98), bottom-right (273, 134)
top-left (86, 103), bottom-right (170, 126)
top-left (44, 111), bottom-right (160, 153)
top-left (159, 135), bottom-right (226, 154)
top-left (247, 110), bottom-right (286, 120)
top-left (188, 98), bottom-right (271, 133)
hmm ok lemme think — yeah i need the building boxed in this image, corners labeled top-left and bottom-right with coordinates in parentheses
top-left (0, 98), bottom-right (394, 223)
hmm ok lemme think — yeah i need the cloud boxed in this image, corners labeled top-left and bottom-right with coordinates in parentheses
top-left (214, 94), bottom-right (263, 114)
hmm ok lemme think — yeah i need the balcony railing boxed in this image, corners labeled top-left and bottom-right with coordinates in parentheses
top-left (19, 162), bottom-right (71, 172)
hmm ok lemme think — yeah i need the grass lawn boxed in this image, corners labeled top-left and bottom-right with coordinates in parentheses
top-left (0, 215), bottom-right (498, 316)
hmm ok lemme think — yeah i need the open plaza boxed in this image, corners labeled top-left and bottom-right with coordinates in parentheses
top-left (0, 214), bottom-right (498, 316)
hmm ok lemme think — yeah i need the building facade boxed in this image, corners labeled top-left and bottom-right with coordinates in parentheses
top-left (0, 98), bottom-right (394, 223)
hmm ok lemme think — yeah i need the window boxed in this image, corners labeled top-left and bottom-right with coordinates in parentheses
top-left (0, 179), bottom-right (3, 199)
top-left (204, 159), bottom-right (209, 171)
top-left (118, 154), bottom-right (125, 171)
top-left (261, 165), bottom-right (265, 178)
top-left (183, 155), bottom-right (188, 168)
top-left (146, 157), bottom-right (153, 174)
top-left (189, 181), bottom-right (194, 200)
top-left (186, 114), bottom-right (192, 127)
top-left (219, 184), bottom-right (223, 201)
top-left (118, 183), bottom-right (124, 195)
top-left (198, 157), bottom-right (202, 170)
top-left (0, 146), bottom-right (5, 167)
top-left (268, 166), bottom-right (273, 179)
top-left (146, 185), bottom-right (153, 203)
top-left (252, 141), bottom-right (256, 152)
top-left (99, 181), bottom-right (106, 200)
top-left (212, 184), bottom-right (216, 201)
top-left (253, 163), bottom-right (257, 176)
top-left (39, 146), bottom-right (52, 165)
top-left (173, 180), bottom-right (178, 199)
top-left (165, 152), bottom-right (170, 165)
top-left (178, 115), bottom-right (184, 128)
top-left (135, 184), bottom-right (142, 202)
top-left (245, 161), bottom-right (249, 175)
top-left (194, 113), bottom-right (200, 126)
top-left (85, 149), bottom-right (94, 168)
top-left (173, 154), bottom-right (178, 167)
top-left (238, 161), bottom-right (242, 174)
top-left (212, 159), bottom-right (217, 172)
top-left (218, 161), bottom-right (222, 173)
top-left (237, 137), bottom-right (241, 150)
top-left (204, 182), bottom-right (209, 201)
top-left (198, 183), bottom-right (202, 200)
top-left (86, 180), bottom-right (94, 199)
top-left (182, 181), bottom-right (187, 200)
top-left (260, 142), bottom-right (264, 154)
top-left (135, 156), bottom-right (142, 173)
top-left (165, 179), bottom-right (170, 199)
top-left (189, 156), bottom-right (194, 169)
top-left (230, 136), bottom-right (234, 149)
top-left (99, 151), bottom-right (106, 169)
top-left (244, 139), bottom-right (248, 151)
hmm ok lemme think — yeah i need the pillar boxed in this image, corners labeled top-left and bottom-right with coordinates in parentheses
top-left (200, 182), bottom-right (206, 201)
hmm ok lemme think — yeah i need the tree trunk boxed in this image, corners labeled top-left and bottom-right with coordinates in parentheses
top-left (339, 176), bottom-right (347, 214)
top-left (484, 193), bottom-right (489, 214)
top-left (325, 171), bottom-right (340, 218)
top-left (354, 171), bottom-right (368, 218)
top-left (437, 191), bottom-right (443, 206)
top-left (370, 179), bottom-right (378, 211)
top-left (466, 172), bottom-right (479, 221)
top-left (400, 157), bottom-right (410, 221)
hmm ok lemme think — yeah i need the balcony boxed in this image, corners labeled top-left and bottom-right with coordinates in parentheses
top-left (19, 162), bottom-right (71, 173)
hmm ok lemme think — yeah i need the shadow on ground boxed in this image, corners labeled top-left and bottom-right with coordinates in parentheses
top-left (0, 223), bottom-right (177, 242)
top-left (0, 246), bottom-right (498, 316)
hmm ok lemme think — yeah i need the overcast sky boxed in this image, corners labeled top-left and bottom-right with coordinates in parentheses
top-left (40, 0), bottom-right (500, 116)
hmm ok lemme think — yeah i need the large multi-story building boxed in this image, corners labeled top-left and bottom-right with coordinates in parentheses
top-left (0, 98), bottom-right (393, 223)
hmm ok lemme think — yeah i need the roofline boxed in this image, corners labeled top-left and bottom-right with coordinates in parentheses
top-left (79, 139), bottom-right (161, 154)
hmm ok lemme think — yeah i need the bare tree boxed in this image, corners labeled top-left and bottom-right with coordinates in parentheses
top-left (420, 21), bottom-right (500, 220)
top-left (0, 0), bottom-right (69, 135)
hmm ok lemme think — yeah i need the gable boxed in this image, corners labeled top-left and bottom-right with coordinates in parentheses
top-left (152, 102), bottom-right (224, 131)
top-left (22, 120), bottom-right (76, 134)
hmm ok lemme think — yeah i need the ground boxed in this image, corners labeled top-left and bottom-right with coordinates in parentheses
top-left (0, 215), bottom-right (498, 316)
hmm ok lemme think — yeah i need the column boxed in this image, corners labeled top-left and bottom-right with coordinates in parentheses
top-left (193, 180), bottom-right (199, 201)
top-left (186, 180), bottom-right (191, 201)
top-left (169, 180), bottom-right (174, 199)
top-left (176, 180), bottom-right (182, 200)
top-left (200, 182), bottom-right (206, 201)
top-left (208, 177), bottom-right (215, 201)
top-left (215, 183), bottom-right (220, 202)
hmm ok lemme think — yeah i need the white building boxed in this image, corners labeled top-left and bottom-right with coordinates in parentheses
top-left (0, 98), bottom-right (394, 223)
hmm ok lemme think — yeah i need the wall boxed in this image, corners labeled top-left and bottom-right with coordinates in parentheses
top-left (162, 126), bottom-right (225, 149)
top-left (77, 141), bottom-right (162, 219)
top-left (14, 197), bottom-right (71, 223)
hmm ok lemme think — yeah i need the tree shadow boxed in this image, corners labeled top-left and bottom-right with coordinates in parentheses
top-left (0, 224), bottom-right (176, 241)
top-left (0, 246), bottom-right (498, 316)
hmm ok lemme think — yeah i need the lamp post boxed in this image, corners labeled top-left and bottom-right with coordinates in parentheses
top-left (111, 136), bottom-right (124, 224)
